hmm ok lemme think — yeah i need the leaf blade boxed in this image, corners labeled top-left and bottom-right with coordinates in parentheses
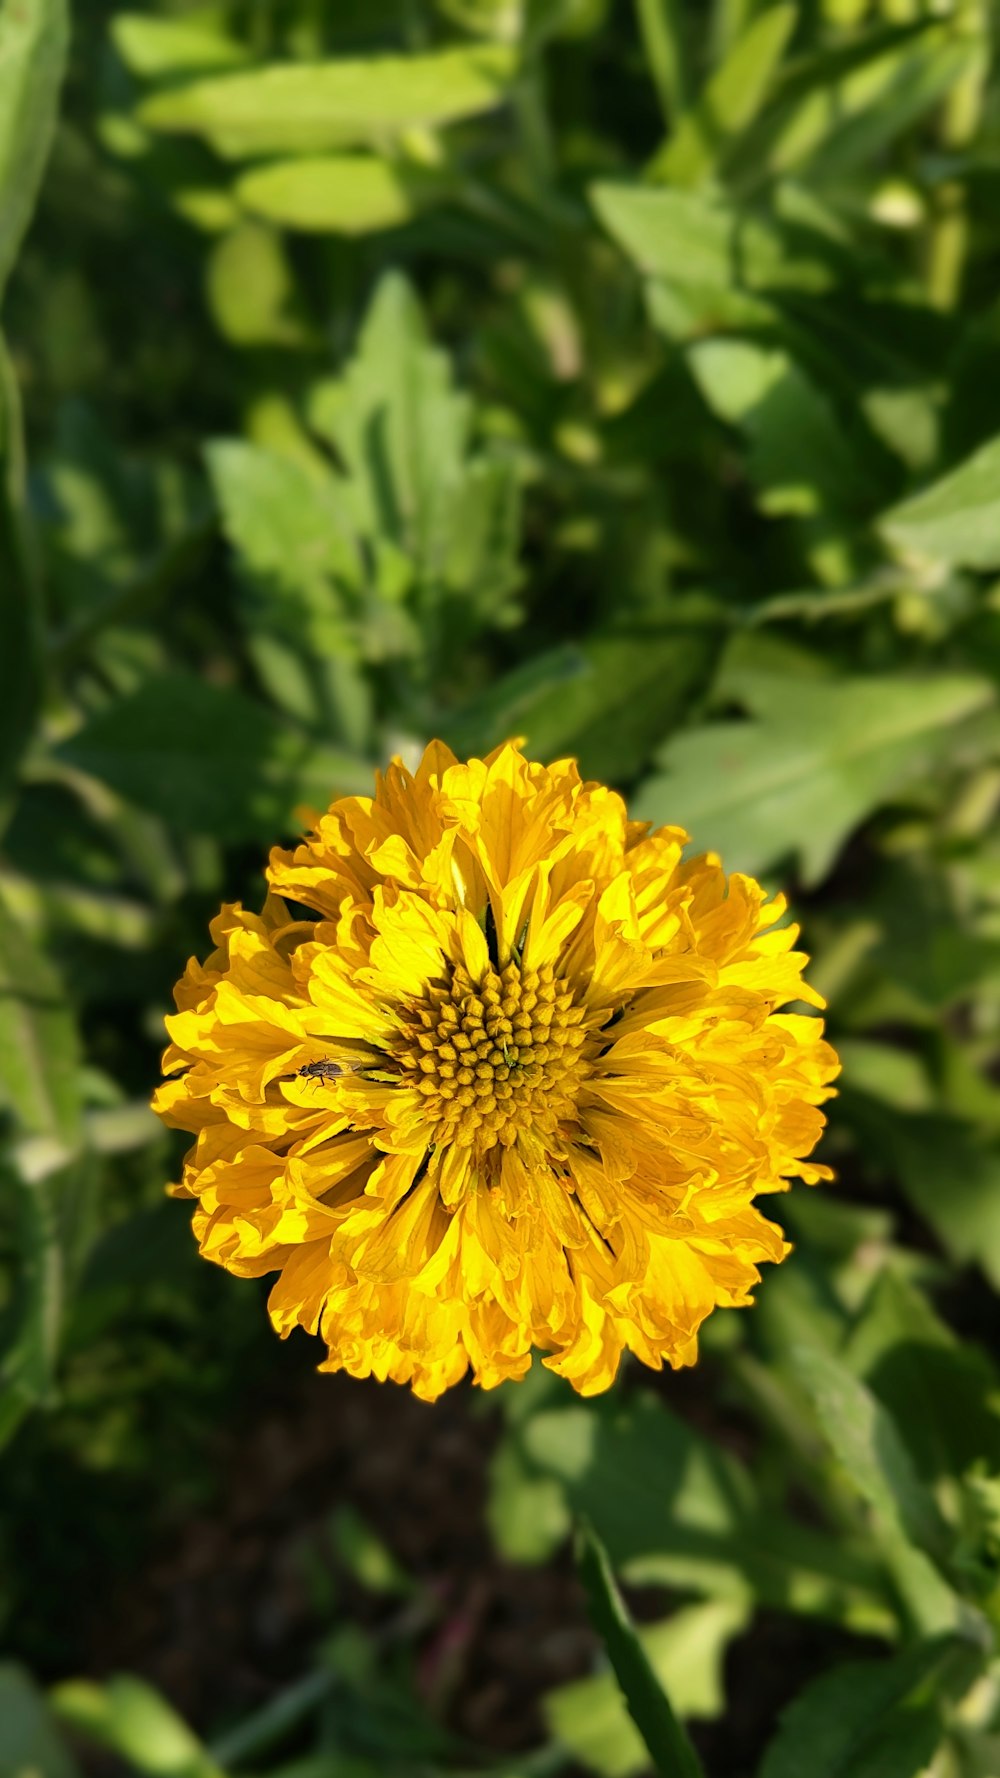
top-left (576, 1524), bottom-right (705, 1778)
top-left (0, 0), bottom-right (69, 302)
top-left (138, 44), bottom-right (516, 157)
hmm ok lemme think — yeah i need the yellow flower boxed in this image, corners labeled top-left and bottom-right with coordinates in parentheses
top-left (154, 741), bottom-right (839, 1400)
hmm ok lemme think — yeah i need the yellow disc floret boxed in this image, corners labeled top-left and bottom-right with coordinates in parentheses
top-left (397, 961), bottom-right (593, 1153)
top-left (153, 740), bottom-right (840, 1400)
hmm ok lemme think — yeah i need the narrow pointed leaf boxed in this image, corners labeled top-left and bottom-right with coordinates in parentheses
top-left (576, 1523), bottom-right (705, 1778)
top-left (0, 0), bottom-right (69, 302)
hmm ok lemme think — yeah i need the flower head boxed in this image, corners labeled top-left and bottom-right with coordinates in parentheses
top-left (154, 741), bottom-right (839, 1400)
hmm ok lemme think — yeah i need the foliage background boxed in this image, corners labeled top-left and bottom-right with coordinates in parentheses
top-left (4, 1), bottom-right (1000, 1774)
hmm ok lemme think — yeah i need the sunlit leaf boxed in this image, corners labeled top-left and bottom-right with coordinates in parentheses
top-left (748, 24), bottom-right (978, 183)
top-left (138, 45), bottom-right (517, 157)
top-left (0, 0), bottom-right (68, 302)
top-left (52, 1677), bottom-right (222, 1778)
top-left (882, 432), bottom-right (1000, 569)
top-left (205, 223), bottom-right (311, 347)
top-left (652, 5), bottom-right (797, 186)
top-left (235, 156), bottom-right (445, 236)
top-left (636, 671), bottom-right (994, 884)
top-left (111, 13), bottom-right (251, 77)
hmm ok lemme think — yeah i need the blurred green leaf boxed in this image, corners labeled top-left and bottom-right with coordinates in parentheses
top-left (0, 335), bottom-right (42, 809)
top-left (849, 1101), bottom-right (1000, 1294)
top-left (634, 0), bottom-right (690, 121)
top-left (757, 1636), bottom-right (970, 1778)
top-left (748, 23), bottom-right (978, 184)
top-left (689, 336), bottom-right (872, 521)
top-left (138, 44), bottom-right (517, 157)
top-left (500, 1395), bottom-right (894, 1635)
top-left (576, 1524), bottom-right (705, 1778)
top-left (111, 13), bottom-right (252, 77)
top-left (54, 671), bottom-right (370, 841)
top-left (636, 670), bottom-right (994, 884)
top-left (51, 1677), bottom-right (222, 1778)
top-left (207, 436), bottom-right (362, 713)
top-left (445, 619), bottom-right (721, 781)
top-left (592, 182), bottom-right (786, 291)
top-left (235, 155), bottom-right (446, 236)
top-left (845, 1268), bottom-right (1000, 1485)
top-left (0, 0), bottom-right (62, 795)
top-left (652, 4), bottom-right (797, 187)
top-left (0, 906), bottom-right (84, 1442)
top-left (882, 431), bottom-right (1000, 569)
top-left (205, 223), bottom-right (311, 347)
top-left (591, 179), bottom-right (841, 309)
top-left (330, 1505), bottom-right (414, 1597)
top-left (307, 271), bottom-right (522, 659)
top-left (0, 905), bottom-right (81, 1150)
top-left (0, 0), bottom-right (68, 303)
top-left (546, 1598), bottom-right (747, 1776)
top-left (0, 1665), bottom-right (79, 1778)
top-left (789, 1345), bottom-right (951, 1565)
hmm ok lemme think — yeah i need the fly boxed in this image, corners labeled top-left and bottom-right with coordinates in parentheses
top-left (296, 1059), bottom-right (344, 1083)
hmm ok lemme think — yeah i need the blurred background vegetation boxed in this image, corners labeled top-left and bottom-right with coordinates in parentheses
top-left (4, 0), bottom-right (1000, 1774)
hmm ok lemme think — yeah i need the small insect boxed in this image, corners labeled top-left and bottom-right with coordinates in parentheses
top-left (296, 1059), bottom-right (344, 1083)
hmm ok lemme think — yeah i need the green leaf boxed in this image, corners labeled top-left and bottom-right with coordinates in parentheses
top-left (444, 619), bottom-right (722, 782)
top-left (0, 333), bottom-right (43, 807)
top-left (881, 432), bottom-right (1000, 569)
top-left (748, 24), bottom-right (978, 184)
top-left (789, 1345), bottom-right (951, 1566)
top-left (652, 4), bottom-right (797, 187)
top-left (205, 223), bottom-right (311, 347)
top-left (0, 907), bottom-right (84, 1442)
top-left (0, 1666), bottom-right (79, 1778)
top-left (138, 44), bottom-right (517, 158)
top-left (503, 1396), bottom-right (894, 1636)
top-left (635, 670), bottom-right (995, 885)
top-left (51, 1677), bottom-right (222, 1778)
top-left (845, 1099), bottom-right (1000, 1294)
top-left (634, 0), bottom-right (690, 121)
top-left (0, 904), bottom-right (81, 1148)
top-left (235, 155), bottom-right (445, 236)
top-left (53, 671), bottom-right (370, 842)
top-left (488, 1430), bottom-right (572, 1564)
top-left (208, 439), bottom-right (361, 611)
top-left (845, 1268), bottom-right (1000, 1484)
top-left (308, 272), bottom-right (522, 647)
top-left (689, 337), bottom-right (871, 520)
top-left (0, 0), bottom-right (68, 303)
top-left (111, 13), bottom-right (252, 77)
top-left (592, 182), bottom-right (784, 290)
top-left (545, 1599), bottom-right (747, 1776)
top-left (206, 438), bottom-right (373, 741)
top-left (576, 1524), bottom-right (705, 1778)
top-left (758, 1637), bottom-right (971, 1778)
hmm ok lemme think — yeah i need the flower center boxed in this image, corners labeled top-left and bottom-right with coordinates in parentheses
top-left (396, 958), bottom-right (591, 1152)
